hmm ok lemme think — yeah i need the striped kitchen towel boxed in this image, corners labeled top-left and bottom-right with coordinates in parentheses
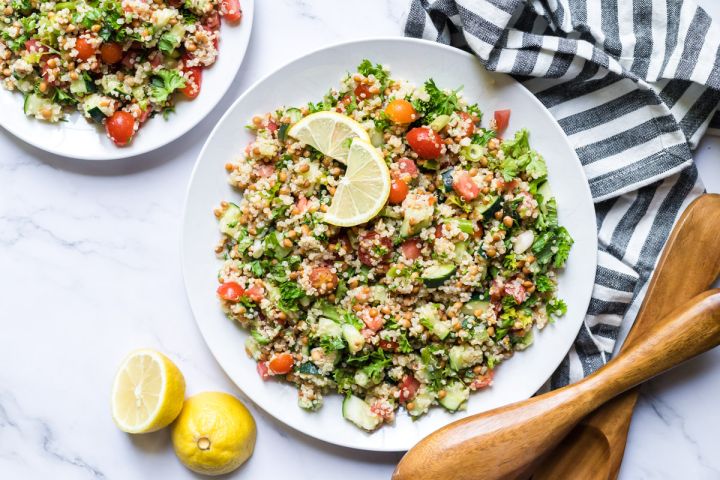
top-left (405, 0), bottom-right (720, 387)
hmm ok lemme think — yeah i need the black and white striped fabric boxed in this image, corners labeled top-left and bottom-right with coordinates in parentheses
top-left (405, 0), bottom-right (718, 387)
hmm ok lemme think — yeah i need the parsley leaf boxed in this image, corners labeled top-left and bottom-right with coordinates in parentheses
top-left (413, 79), bottom-right (461, 122)
top-left (149, 69), bottom-right (186, 105)
top-left (277, 281), bottom-right (305, 312)
top-left (547, 298), bottom-right (568, 317)
top-left (535, 274), bottom-right (554, 293)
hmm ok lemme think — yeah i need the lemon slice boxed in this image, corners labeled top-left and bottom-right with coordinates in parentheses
top-left (287, 111), bottom-right (370, 163)
top-left (111, 349), bottom-right (186, 434)
top-left (323, 138), bottom-right (391, 227)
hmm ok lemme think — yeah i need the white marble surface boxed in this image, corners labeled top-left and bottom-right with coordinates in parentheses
top-left (1, 1), bottom-right (719, 478)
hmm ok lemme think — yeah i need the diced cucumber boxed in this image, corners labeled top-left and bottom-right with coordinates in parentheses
top-left (369, 127), bottom-right (384, 147)
top-left (264, 230), bottom-right (291, 258)
top-left (82, 93), bottom-right (114, 119)
top-left (453, 241), bottom-right (469, 262)
top-left (417, 159), bottom-right (439, 171)
top-left (219, 203), bottom-right (242, 238)
top-left (475, 195), bottom-right (501, 217)
top-left (70, 78), bottom-right (88, 94)
top-left (538, 179), bottom-right (552, 200)
top-left (449, 345), bottom-right (484, 371)
top-left (316, 317), bottom-right (342, 338)
top-left (443, 217), bottom-right (474, 235)
top-left (407, 390), bottom-right (435, 417)
top-left (23, 93), bottom-right (49, 116)
top-left (87, 107), bottom-right (105, 123)
top-left (461, 299), bottom-right (491, 316)
top-left (440, 168), bottom-right (454, 192)
top-left (244, 336), bottom-right (261, 359)
top-left (369, 285), bottom-right (388, 303)
top-left (285, 107), bottom-right (302, 123)
top-left (342, 395), bottom-right (382, 431)
top-left (381, 206), bottom-right (402, 219)
top-left (416, 303), bottom-right (451, 340)
top-left (342, 324), bottom-right (365, 354)
top-left (439, 381), bottom-right (470, 411)
top-left (422, 264), bottom-right (456, 288)
top-left (400, 201), bottom-right (434, 237)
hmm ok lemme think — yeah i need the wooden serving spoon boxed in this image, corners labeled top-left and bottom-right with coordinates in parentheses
top-left (392, 289), bottom-right (720, 480)
top-left (531, 193), bottom-right (720, 479)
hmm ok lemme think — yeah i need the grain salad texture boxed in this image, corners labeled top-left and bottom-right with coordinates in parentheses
top-left (214, 60), bottom-right (574, 431)
top-left (0, 0), bottom-right (241, 145)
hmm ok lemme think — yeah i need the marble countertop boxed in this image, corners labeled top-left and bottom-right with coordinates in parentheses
top-left (1, 1), bottom-right (719, 478)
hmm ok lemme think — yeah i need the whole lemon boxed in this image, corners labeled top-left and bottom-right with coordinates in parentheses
top-left (171, 392), bottom-right (256, 476)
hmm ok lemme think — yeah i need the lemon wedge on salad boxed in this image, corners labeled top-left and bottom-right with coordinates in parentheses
top-left (287, 111), bottom-right (370, 163)
top-left (323, 138), bottom-right (391, 227)
top-left (111, 349), bottom-right (186, 434)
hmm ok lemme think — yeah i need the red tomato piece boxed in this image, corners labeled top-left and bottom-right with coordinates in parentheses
top-left (357, 231), bottom-right (392, 267)
top-left (362, 315), bottom-right (384, 332)
top-left (221, 0), bottom-right (242, 22)
top-left (453, 171), bottom-right (480, 201)
top-left (75, 37), bottom-right (95, 60)
top-left (471, 370), bottom-right (494, 390)
top-left (203, 11), bottom-right (220, 31)
top-left (105, 111), bottom-right (135, 146)
top-left (216, 281), bottom-right (244, 302)
top-left (100, 42), bottom-right (123, 64)
top-left (400, 238), bottom-right (422, 260)
top-left (396, 158), bottom-right (418, 179)
top-left (245, 284), bottom-right (265, 303)
top-left (379, 339), bottom-right (399, 351)
top-left (254, 163), bottom-right (275, 178)
top-left (388, 178), bottom-right (409, 205)
top-left (268, 353), bottom-right (294, 375)
top-left (354, 84), bottom-right (373, 101)
top-left (406, 127), bottom-right (442, 159)
top-left (398, 375), bottom-right (420, 403)
top-left (256, 361), bottom-right (270, 380)
top-left (504, 278), bottom-right (528, 304)
top-left (295, 194), bottom-right (308, 212)
top-left (494, 109), bottom-right (511, 133)
top-left (181, 67), bottom-right (202, 99)
top-left (458, 111), bottom-right (475, 137)
top-left (434, 224), bottom-right (443, 239)
top-left (138, 108), bottom-right (151, 124)
top-left (25, 39), bottom-right (43, 53)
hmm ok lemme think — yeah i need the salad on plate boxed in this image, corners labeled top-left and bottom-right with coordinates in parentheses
top-left (0, 0), bottom-right (242, 146)
top-left (213, 60), bottom-right (573, 431)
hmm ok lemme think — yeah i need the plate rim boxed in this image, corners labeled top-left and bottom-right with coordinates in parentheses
top-left (0, 0), bottom-right (254, 161)
top-left (181, 36), bottom-right (598, 452)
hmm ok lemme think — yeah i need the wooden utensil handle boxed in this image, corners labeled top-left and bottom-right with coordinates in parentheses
top-left (578, 289), bottom-right (720, 407)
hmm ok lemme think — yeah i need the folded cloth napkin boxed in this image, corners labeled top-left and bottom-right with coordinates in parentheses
top-left (405, 0), bottom-right (719, 387)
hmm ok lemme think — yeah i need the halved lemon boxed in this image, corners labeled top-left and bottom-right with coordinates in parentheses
top-left (287, 111), bottom-right (370, 163)
top-left (323, 138), bottom-right (391, 227)
top-left (111, 349), bottom-right (186, 434)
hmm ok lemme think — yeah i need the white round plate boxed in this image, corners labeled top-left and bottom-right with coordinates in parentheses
top-left (0, 0), bottom-right (253, 160)
top-left (182, 38), bottom-right (597, 452)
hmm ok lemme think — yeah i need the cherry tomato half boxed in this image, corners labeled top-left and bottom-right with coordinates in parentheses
top-left (268, 353), bottom-right (294, 375)
top-left (494, 109), bottom-right (511, 133)
top-left (25, 39), bottom-right (43, 53)
top-left (453, 171), bottom-right (480, 201)
top-left (257, 361), bottom-right (270, 380)
top-left (105, 111), bottom-right (135, 146)
top-left (217, 281), bottom-right (245, 302)
top-left (388, 178), bottom-right (409, 204)
top-left (181, 67), bottom-right (202, 99)
top-left (406, 127), bottom-right (442, 159)
top-left (100, 42), bottom-right (123, 64)
top-left (385, 99), bottom-right (416, 124)
top-left (221, 0), bottom-right (242, 22)
top-left (75, 37), bottom-right (95, 60)
top-left (400, 238), bottom-right (422, 260)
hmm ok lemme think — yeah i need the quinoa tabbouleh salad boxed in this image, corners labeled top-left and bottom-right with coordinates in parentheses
top-left (0, 0), bottom-right (242, 146)
top-left (214, 60), bottom-right (574, 431)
